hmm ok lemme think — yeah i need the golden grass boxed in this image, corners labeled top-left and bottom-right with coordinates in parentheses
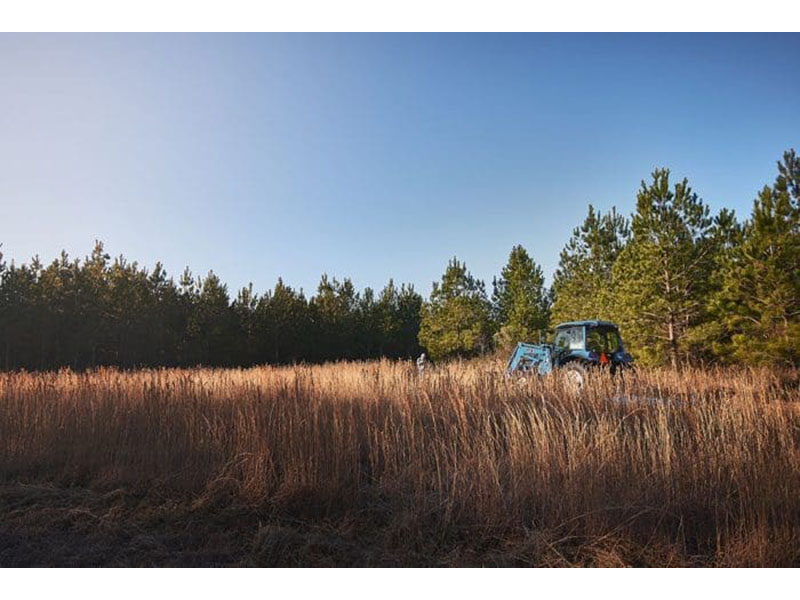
top-left (1, 361), bottom-right (798, 566)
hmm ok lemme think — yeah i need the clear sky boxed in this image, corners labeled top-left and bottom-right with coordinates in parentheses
top-left (1, 33), bottom-right (798, 298)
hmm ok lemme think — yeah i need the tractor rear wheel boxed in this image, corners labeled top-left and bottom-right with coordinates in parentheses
top-left (564, 362), bottom-right (587, 391)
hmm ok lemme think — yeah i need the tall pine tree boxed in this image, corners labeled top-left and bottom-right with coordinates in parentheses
top-left (711, 150), bottom-right (800, 365)
top-left (550, 205), bottom-right (629, 326)
top-left (418, 258), bottom-right (491, 360)
top-left (491, 245), bottom-right (549, 349)
top-left (612, 170), bottom-right (714, 367)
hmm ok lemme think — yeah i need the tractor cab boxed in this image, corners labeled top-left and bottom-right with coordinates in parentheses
top-left (552, 320), bottom-right (633, 371)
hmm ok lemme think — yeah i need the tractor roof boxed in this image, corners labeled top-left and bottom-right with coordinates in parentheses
top-left (555, 320), bottom-right (619, 329)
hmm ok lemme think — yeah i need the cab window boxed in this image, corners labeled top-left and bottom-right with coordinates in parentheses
top-left (606, 329), bottom-right (622, 353)
top-left (586, 328), bottom-right (605, 353)
top-left (585, 326), bottom-right (622, 354)
top-left (554, 327), bottom-right (584, 350)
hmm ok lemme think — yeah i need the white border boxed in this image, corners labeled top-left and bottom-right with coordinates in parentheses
top-left (2, 567), bottom-right (797, 597)
top-left (1, 3), bottom-right (798, 589)
top-left (2, 0), bottom-right (799, 32)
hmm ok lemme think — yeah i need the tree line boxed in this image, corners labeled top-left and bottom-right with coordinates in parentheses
top-left (0, 252), bottom-right (423, 370)
top-left (1, 149), bottom-right (797, 370)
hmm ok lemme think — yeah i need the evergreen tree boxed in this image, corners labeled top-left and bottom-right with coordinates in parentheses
top-left (356, 286), bottom-right (380, 358)
top-left (105, 255), bottom-right (153, 367)
top-left (375, 280), bottom-right (423, 358)
top-left (147, 262), bottom-right (184, 367)
top-left (10, 257), bottom-right (43, 369)
top-left (189, 271), bottom-right (236, 366)
top-left (418, 258), bottom-right (491, 360)
top-left (685, 208), bottom-right (743, 361)
top-left (711, 150), bottom-right (800, 365)
top-left (233, 283), bottom-right (259, 366)
top-left (256, 278), bottom-right (310, 364)
top-left (75, 241), bottom-right (110, 367)
top-left (310, 275), bottom-right (360, 361)
top-left (376, 280), bottom-right (402, 356)
top-left (0, 254), bottom-right (37, 369)
top-left (177, 267), bottom-right (201, 365)
top-left (612, 170), bottom-right (714, 367)
top-left (36, 252), bottom-right (80, 369)
top-left (491, 245), bottom-right (549, 349)
top-left (396, 283), bottom-right (423, 358)
top-left (550, 205), bottom-right (629, 326)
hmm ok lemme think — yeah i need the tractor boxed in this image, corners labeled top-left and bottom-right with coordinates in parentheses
top-left (505, 320), bottom-right (633, 388)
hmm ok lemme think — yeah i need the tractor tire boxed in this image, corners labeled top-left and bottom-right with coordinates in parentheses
top-left (564, 362), bottom-right (587, 391)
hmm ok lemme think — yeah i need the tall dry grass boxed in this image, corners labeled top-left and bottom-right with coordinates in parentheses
top-left (1, 361), bottom-right (798, 566)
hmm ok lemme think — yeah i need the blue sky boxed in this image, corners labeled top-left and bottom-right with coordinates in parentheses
top-left (1, 33), bottom-right (798, 298)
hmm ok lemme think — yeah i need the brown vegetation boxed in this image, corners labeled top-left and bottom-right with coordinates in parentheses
top-left (1, 362), bottom-right (798, 566)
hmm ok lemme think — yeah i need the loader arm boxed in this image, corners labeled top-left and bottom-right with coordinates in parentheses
top-left (505, 342), bottom-right (554, 377)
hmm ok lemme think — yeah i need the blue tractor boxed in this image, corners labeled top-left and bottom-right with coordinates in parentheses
top-left (505, 320), bottom-right (633, 387)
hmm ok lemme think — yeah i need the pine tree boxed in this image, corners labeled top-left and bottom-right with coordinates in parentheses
top-left (310, 275), bottom-right (360, 361)
top-left (375, 280), bottom-right (423, 358)
top-left (178, 267), bottom-right (201, 365)
top-left (418, 258), bottom-right (491, 360)
top-left (189, 271), bottom-right (235, 366)
top-left (0, 252), bottom-right (38, 369)
top-left (396, 283), bottom-right (423, 358)
top-left (256, 278), bottom-right (309, 364)
top-left (685, 208), bottom-right (743, 361)
top-left (356, 286), bottom-right (380, 358)
top-left (491, 245), bottom-right (549, 349)
top-left (550, 205), bottom-right (629, 326)
top-left (105, 255), bottom-right (152, 367)
top-left (376, 280), bottom-right (402, 357)
top-left (76, 241), bottom-right (110, 367)
top-left (711, 150), bottom-right (800, 365)
top-left (233, 283), bottom-right (259, 366)
top-left (147, 262), bottom-right (184, 367)
top-left (612, 170), bottom-right (714, 367)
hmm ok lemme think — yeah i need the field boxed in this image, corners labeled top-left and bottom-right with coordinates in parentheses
top-left (1, 361), bottom-right (798, 567)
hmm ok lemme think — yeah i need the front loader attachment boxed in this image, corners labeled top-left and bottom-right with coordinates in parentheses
top-left (505, 342), bottom-right (554, 377)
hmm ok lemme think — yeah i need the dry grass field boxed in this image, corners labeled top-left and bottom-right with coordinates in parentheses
top-left (1, 361), bottom-right (798, 567)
